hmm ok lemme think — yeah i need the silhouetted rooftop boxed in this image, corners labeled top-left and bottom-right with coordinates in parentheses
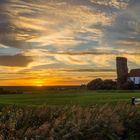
top-left (129, 69), bottom-right (140, 77)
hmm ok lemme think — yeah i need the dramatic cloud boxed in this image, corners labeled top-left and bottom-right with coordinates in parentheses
top-left (0, 0), bottom-right (139, 85)
top-left (0, 54), bottom-right (33, 67)
top-left (103, 0), bottom-right (140, 51)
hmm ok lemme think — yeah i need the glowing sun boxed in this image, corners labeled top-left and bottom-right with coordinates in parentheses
top-left (34, 80), bottom-right (44, 87)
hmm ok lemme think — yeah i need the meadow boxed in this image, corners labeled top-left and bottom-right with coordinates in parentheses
top-left (0, 88), bottom-right (140, 106)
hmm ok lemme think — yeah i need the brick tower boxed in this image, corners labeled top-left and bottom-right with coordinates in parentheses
top-left (116, 57), bottom-right (128, 89)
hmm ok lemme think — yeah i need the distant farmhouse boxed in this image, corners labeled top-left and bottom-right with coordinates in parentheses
top-left (116, 57), bottom-right (140, 89)
top-left (129, 69), bottom-right (140, 85)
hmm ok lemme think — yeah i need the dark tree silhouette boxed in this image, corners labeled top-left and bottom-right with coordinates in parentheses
top-left (87, 78), bottom-right (117, 90)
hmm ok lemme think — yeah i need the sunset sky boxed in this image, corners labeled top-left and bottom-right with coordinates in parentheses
top-left (0, 0), bottom-right (140, 86)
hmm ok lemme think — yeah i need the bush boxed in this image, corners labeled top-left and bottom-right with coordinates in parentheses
top-left (0, 88), bottom-right (23, 94)
top-left (87, 78), bottom-right (103, 90)
top-left (122, 81), bottom-right (135, 90)
top-left (102, 79), bottom-right (117, 90)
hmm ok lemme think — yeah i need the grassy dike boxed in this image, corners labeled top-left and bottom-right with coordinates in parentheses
top-left (0, 104), bottom-right (140, 140)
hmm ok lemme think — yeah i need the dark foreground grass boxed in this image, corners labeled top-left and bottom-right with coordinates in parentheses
top-left (0, 90), bottom-right (140, 106)
top-left (0, 104), bottom-right (140, 140)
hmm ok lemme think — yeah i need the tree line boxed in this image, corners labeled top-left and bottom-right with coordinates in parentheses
top-left (86, 78), bottom-right (136, 90)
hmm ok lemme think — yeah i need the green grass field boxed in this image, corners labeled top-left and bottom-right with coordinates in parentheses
top-left (0, 89), bottom-right (140, 106)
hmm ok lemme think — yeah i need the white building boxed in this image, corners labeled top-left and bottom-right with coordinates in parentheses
top-left (128, 69), bottom-right (140, 85)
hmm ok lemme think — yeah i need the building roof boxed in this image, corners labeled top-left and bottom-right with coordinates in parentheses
top-left (129, 69), bottom-right (140, 77)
